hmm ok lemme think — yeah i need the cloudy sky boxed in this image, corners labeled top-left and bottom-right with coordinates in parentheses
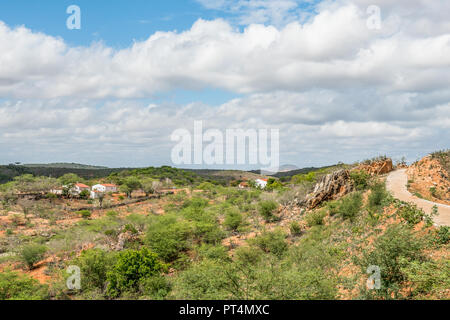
top-left (0, 0), bottom-right (449, 169)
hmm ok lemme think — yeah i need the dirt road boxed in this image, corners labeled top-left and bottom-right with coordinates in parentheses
top-left (386, 169), bottom-right (450, 226)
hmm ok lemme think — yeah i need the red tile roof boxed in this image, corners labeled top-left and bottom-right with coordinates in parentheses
top-left (76, 183), bottom-right (90, 188)
top-left (101, 184), bottom-right (117, 187)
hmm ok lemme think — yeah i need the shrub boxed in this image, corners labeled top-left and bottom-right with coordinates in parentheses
top-left (305, 210), bottom-right (326, 227)
top-left (338, 192), bottom-right (362, 221)
top-left (289, 221), bottom-right (303, 236)
top-left (78, 210), bottom-right (92, 219)
top-left (357, 224), bottom-right (425, 299)
top-left (145, 215), bottom-right (192, 262)
top-left (224, 208), bottom-right (244, 231)
top-left (106, 247), bottom-right (167, 298)
top-left (251, 230), bottom-right (288, 258)
top-left (327, 201), bottom-right (340, 216)
top-left (140, 275), bottom-right (172, 300)
top-left (195, 244), bottom-right (229, 262)
top-left (368, 182), bottom-right (389, 210)
top-left (434, 226), bottom-right (450, 245)
top-left (79, 189), bottom-right (90, 200)
top-left (0, 270), bottom-right (48, 300)
top-left (20, 244), bottom-right (47, 270)
top-left (172, 259), bottom-right (229, 299)
top-left (401, 259), bottom-right (450, 299)
top-left (429, 186), bottom-right (437, 198)
top-left (258, 200), bottom-right (279, 222)
top-left (396, 203), bottom-right (426, 226)
top-left (123, 223), bottom-right (138, 234)
top-left (73, 248), bottom-right (115, 292)
top-left (350, 170), bottom-right (370, 190)
top-left (106, 210), bottom-right (118, 218)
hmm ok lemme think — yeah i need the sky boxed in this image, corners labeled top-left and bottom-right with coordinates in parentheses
top-left (0, 0), bottom-right (449, 170)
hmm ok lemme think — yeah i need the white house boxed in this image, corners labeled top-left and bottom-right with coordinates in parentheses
top-left (92, 183), bottom-right (118, 193)
top-left (255, 179), bottom-right (268, 189)
top-left (90, 190), bottom-right (103, 199)
top-left (71, 183), bottom-right (90, 195)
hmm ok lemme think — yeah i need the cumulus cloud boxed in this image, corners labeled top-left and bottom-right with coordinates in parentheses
top-left (1, 0), bottom-right (450, 99)
top-left (0, 0), bottom-right (449, 167)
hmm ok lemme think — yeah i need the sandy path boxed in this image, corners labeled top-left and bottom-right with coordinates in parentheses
top-left (386, 169), bottom-right (450, 226)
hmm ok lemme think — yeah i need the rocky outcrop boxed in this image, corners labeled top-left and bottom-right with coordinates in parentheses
top-left (406, 155), bottom-right (450, 204)
top-left (355, 158), bottom-right (393, 176)
top-left (299, 169), bottom-right (354, 209)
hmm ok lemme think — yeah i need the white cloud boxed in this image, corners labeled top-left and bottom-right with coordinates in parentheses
top-left (0, 0), bottom-right (449, 167)
top-left (1, 1), bottom-right (450, 99)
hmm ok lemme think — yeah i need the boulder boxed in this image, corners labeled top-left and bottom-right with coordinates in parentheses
top-left (354, 158), bottom-right (393, 176)
top-left (300, 169), bottom-right (354, 209)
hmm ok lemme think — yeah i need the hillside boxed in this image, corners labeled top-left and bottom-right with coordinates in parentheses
top-left (23, 163), bottom-right (108, 169)
top-left (0, 154), bottom-right (448, 300)
top-left (406, 150), bottom-right (450, 205)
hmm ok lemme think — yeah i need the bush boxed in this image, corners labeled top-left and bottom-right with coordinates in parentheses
top-left (106, 247), bottom-right (167, 298)
top-left (429, 186), bottom-right (437, 198)
top-left (223, 208), bottom-right (244, 231)
top-left (140, 275), bottom-right (172, 300)
top-left (79, 189), bottom-right (90, 200)
top-left (258, 200), bottom-right (279, 222)
top-left (357, 224), bottom-right (425, 299)
top-left (106, 210), bottom-right (118, 218)
top-left (338, 192), bottom-right (362, 221)
top-left (145, 215), bottom-right (192, 262)
top-left (368, 182), bottom-right (389, 210)
top-left (289, 221), bottom-right (303, 236)
top-left (20, 244), bottom-right (47, 270)
top-left (251, 230), bottom-right (288, 258)
top-left (0, 270), bottom-right (48, 300)
top-left (78, 210), bottom-right (92, 219)
top-left (396, 203), bottom-right (427, 226)
top-left (350, 170), bottom-right (370, 191)
top-left (305, 210), bottom-right (326, 227)
top-left (73, 249), bottom-right (115, 292)
top-left (434, 226), bottom-right (450, 245)
top-left (195, 244), bottom-right (230, 262)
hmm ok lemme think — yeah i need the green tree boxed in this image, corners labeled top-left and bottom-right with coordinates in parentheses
top-left (20, 244), bottom-right (47, 270)
top-left (106, 248), bottom-right (167, 297)
top-left (73, 249), bottom-right (114, 292)
top-left (0, 270), bottom-right (48, 300)
top-left (258, 200), bottom-right (279, 222)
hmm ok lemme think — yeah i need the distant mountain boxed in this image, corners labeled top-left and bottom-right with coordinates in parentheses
top-left (22, 163), bottom-right (108, 169)
top-left (277, 164), bottom-right (300, 172)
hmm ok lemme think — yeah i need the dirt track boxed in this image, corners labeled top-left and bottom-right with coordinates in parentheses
top-left (386, 169), bottom-right (450, 226)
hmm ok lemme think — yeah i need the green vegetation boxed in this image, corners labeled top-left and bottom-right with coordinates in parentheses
top-left (78, 210), bottom-right (92, 219)
top-left (0, 159), bottom-right (447, 301)
top-left (350, 170), bottom-right (370, 191)
top-left (20, 244), bottom-right (47, 270)
top-left (258, 200), bottom-right (279, 222)
top-left (356, 224), bottom-right (426, 299)
top-left (106, 248), bottom-right (167, 298)
top-left (0, 271), bottom-right (48, 300)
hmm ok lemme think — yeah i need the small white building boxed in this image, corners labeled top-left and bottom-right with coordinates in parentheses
top-left (71, 183), bottom-right (90, 195)
top-left (255, 179), bottom-right (268, 189)
top-left (92, 183), bottom-right (118, 193)
top-left (90, 190), bottom-right (104, 199)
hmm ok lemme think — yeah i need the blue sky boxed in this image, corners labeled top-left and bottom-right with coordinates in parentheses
top-left (0, 0), bottom-right (243, 106)
top-left (0, 0), bottom-right (448, 169)
top-left (0, 0), bottom-right (217, 47)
